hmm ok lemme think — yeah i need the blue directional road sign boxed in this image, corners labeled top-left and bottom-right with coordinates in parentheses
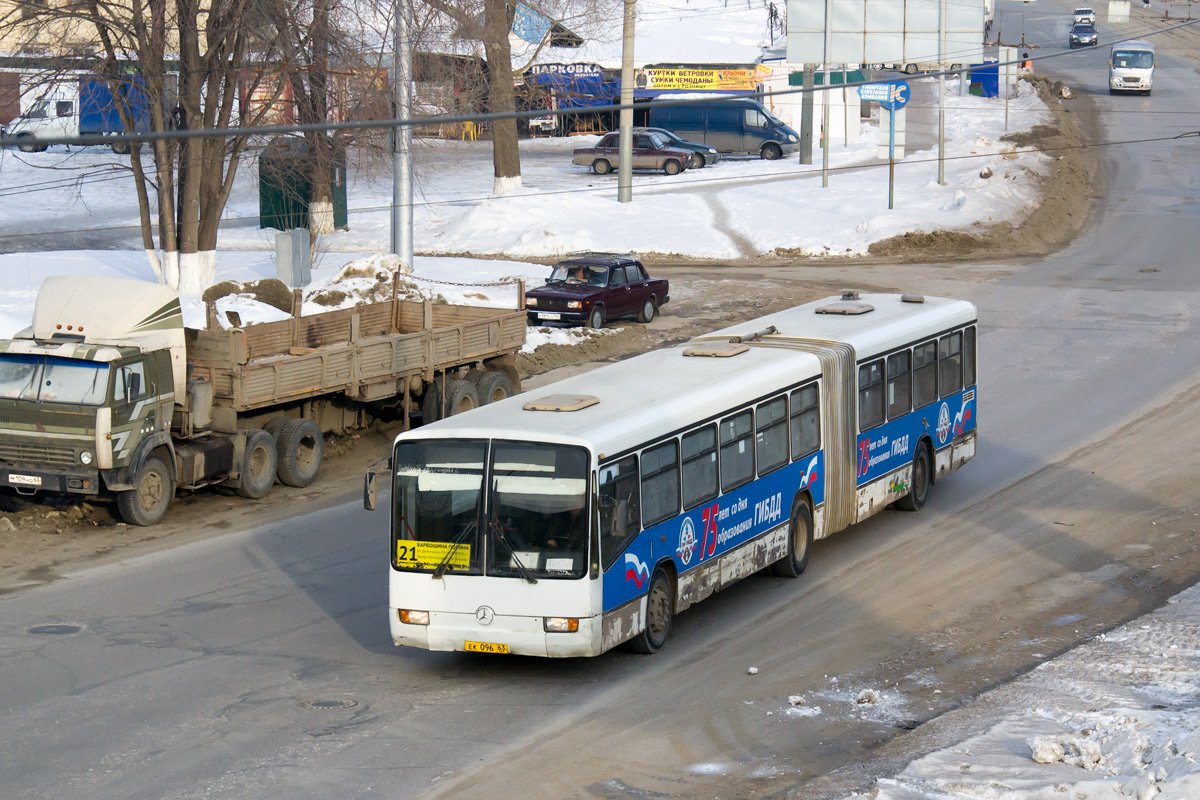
top-left (858, 81), bottom-right (910, 110)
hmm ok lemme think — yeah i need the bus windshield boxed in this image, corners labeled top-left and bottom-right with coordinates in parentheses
top-left (1112, 50), bottom-right (1153, 69)
top-left (391, 439), bottom-right (589, 579)
top-left (0, 354), bottom-right (110, 405)
top-left (489, 442), bottom-right (588, 579)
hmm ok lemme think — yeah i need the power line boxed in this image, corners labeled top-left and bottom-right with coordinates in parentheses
top-left (1, 20), bottom-right (1193, 151)
top-left (0, 126), bottom-right (1193, 243)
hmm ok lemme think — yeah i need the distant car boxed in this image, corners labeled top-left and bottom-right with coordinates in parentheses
top-left (525, 253), bottom-right (670, 329)
top-left (634, 126), bottom-right (720, 168)
top-left (572, 131), bottom-right (693, 175)
top-left (1069, 22), bottom-right (1098, 47)
top-left (1073, 6), bottom-right (1096, 23)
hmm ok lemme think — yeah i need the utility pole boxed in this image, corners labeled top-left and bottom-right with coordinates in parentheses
top-left (821, 0), bottom-right (831, 186)
top-left (799, 66), bottom-right (813, 164)
top-left (937, 0), bottom-right (947, 185)
top-left (392, 0), bottom-right (414, 267)
top-left (618, 0), bottom-right (635, 203)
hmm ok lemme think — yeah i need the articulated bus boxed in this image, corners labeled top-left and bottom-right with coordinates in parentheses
top-left (364, 292), bottom-right (978, 657)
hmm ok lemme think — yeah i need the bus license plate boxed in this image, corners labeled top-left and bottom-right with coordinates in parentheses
top-left (8, 474), bottom-right (41, 487)
top-left (464, 641), bottom-right (509, 654)
top-left (538, 313), bottom-right (561, 321)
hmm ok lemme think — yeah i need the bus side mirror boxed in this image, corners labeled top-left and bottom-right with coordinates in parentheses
top-left (363, 456), bottom-right (392, 511)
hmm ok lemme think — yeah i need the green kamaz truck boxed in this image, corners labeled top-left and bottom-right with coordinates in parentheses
top-left (0, 276), bottom-right (524, 525)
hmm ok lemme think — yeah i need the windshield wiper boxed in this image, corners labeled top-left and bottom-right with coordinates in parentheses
top-left (431, 521), bottom-right (477, 580)
top-left (489, 519), bottom-right (538, 584)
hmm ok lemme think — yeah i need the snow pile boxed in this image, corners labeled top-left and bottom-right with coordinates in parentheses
top-left (304, 254), bottom-right (444, 310)
top-left (845, 580), bottom-right (1200, 800)
top-left (521, 325), bottom-right (618, 354)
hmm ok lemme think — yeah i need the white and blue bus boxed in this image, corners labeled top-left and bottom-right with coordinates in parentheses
top-left (364, 292), bottom-right (977, 657)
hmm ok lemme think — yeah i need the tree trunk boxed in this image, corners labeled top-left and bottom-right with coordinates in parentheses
top-left (482, 0), bottom-right (521, 195)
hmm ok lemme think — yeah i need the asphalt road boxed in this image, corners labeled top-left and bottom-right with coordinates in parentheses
top-left (4, 7), bottom-right (1200, 800)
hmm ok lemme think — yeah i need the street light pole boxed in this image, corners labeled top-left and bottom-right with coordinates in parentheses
top-left (392, 0), bottom-right (413, 267)
top-left (618, 0), bottom-right (635, 203)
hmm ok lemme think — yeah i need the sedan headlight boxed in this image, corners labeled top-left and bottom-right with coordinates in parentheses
top-left (567, 301), bottom-right (582, 309)
top-left (79, 450), bottom-right (93, 466)
top-left (707, 147), bottom-right (717, 154)
top-left (526, 297), bottom-right (538, 307)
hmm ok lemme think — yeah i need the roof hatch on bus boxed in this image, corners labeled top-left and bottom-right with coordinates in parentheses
top-left (682, 342), bottom-right (750, 358)
top-left (522, 394), bottom-right (599, 412)
top-left (816, 291), bottom-right (874, 315)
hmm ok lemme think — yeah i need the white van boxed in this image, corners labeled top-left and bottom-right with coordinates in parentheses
top-left (1109, 41), bottom-right (1156, 95)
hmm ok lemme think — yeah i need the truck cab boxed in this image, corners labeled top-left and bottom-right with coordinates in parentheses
top-left (0, 277), bottom-right (188, 523)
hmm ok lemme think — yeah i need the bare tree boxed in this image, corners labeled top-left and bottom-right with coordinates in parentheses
top-left (417, 0), bottom-right (617, 195)
top-left (1, 0), bottom-right (286, 293)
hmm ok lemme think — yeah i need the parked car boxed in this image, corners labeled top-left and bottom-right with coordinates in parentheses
top-left (572, 131), bottom-right (693, 175)
top-left (647, 97), bottom-right (799, 159)
top-left (634, 126), bottom-right (720, 168)
top-left (1072, 6), bottom-right (1096, 23)
top-left (1069, 22), bottom-right (1098, 47)
top-left (525, 253), bottom-right (670, 329)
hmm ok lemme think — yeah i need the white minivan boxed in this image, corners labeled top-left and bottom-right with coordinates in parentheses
top-left (1109, 41), bottom-right (1156, 95)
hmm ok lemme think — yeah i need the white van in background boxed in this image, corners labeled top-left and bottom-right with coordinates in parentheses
top-left (1109, 41), bottom-right (1156, 95)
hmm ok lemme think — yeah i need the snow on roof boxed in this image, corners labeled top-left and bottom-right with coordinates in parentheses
top-left (526, 0), bottom-right (780, 70)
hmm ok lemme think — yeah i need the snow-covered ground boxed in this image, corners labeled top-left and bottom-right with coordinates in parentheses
top-left (838, 580), bottom-right (1200, 800)
top-left (0, 80), bottom-right (1050, 262)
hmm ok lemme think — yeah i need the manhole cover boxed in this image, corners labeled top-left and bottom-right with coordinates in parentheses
top-left (297, 698), bottom-right (359, 710)
top-left (28, 624), bottom-right (83, 635)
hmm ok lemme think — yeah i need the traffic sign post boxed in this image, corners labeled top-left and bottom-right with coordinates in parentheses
top-left (859, 81), bottom-right (910, 210)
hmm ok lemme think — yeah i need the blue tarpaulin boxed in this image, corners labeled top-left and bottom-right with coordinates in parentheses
top-left (968, 61), bottom-right (999, 98)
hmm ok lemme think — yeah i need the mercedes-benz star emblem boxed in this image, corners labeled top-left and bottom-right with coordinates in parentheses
top-left (475, 606), bottom-right (495, 625)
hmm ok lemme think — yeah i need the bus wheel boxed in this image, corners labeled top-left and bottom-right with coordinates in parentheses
top-left (117, 455), bottom-right (174, 526)
top-left (630, 569), bottom-right (673, 654)
top-left (896, 446), bottom-right (931, 511)
top-left (771, 501), bottom-right (813, 577)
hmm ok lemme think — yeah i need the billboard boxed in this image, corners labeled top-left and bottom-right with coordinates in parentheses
top-left (786, 0), bottom-right (986, 66)
top-left (634, 65), bottom-right (772, 92)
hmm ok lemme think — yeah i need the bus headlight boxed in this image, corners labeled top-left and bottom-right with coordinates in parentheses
top-left (399, 609), bottom-right (429, 625)
top-left (544, 617), bottom-right (579, 633)
top-left (79, 450), bottom-right (93, 466)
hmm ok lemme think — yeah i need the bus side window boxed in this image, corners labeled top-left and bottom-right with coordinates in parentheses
top-left (913, 341), bottom-right (938, 408)
top-left (964, 326), bottom-right (977, 387)
top-left (939, 332), bottom-right (963, 398)
top-left (790, 384), bottom-right (820, 458)
top-left (755, 396), bottom-right (788, 476)
top-left (599, 456), bottom-right (640, 569)
top-left (681, 425), bottom-right (718, 509)
top-left (720, 410), bottom-right (754, 492)
top-left (858, 360), bottom-right (885, 430)
top-left (640, 440), bottom-right (679, 528)
top-left (887, 351), bottom-right (912, 420)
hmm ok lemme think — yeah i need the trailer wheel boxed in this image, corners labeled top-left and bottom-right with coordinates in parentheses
top-left (421, 381), bottom-right (442, 425)
top-left (444, 378), bottom-right (480, 416)
top-left (117, 454), bottom-right (174, 526)
top-left (275, 418), bottom-right (323, 488)
top-left (473, 370), bottom-right (514, 405)
top-left (235, 429), bottom-right (277, 499)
